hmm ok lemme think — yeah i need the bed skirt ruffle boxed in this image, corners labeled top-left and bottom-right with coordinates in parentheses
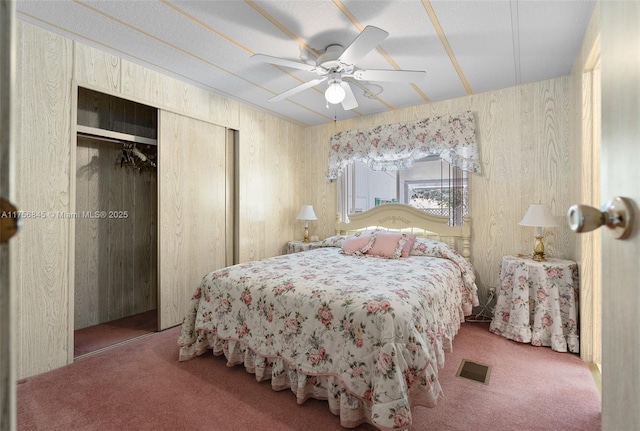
top-left (179, 331), bottom-right (443, 430)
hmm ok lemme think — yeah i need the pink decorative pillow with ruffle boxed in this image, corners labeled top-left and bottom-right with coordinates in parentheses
top-left (366, 231), bottom-right (408, 259)
top-left (401, 234), bottom-right (417, 258)
top-left (341, 231), bottom-right (376, 255)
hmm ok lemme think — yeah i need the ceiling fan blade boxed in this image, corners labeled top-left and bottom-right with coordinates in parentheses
top-left (268, 77), bottom-right (327, 102)
top-left (338, 26), bottom-right (389, 65)
top-left (353, 69), bottom-right (426, 83)
top-left (251, 54), bottom-right (317, 72)
top-left (340, 82), bottom-right (358, 111)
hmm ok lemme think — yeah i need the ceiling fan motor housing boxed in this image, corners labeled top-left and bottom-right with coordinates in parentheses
top-left (317, 44), bottom-right (345, 72)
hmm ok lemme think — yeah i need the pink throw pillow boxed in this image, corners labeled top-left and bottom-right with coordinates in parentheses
top-left (366, 231), bottom-right (407, 259)
top-left (341, 232), bottom-right (375, 255)
top-left (401, 234), bottom-right (417, 258)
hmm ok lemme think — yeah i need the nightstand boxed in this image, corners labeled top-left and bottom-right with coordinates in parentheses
top-left (489, 255), bottom-right (580, 353)
top-left (286, 240), bottom-right (322, 254)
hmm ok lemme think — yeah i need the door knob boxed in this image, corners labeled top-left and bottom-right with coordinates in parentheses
top-left (0, 197), bottom-right (20, 244)
top-left (567, 196), bottom-right (634, 239)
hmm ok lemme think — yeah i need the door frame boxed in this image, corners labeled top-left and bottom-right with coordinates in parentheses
top-left (1, 1), bottom-right (17, 429)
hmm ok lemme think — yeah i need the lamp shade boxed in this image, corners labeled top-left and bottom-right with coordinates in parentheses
top-left (297, 205), bottom-right (317, 221)
top-left (519, 204), bottom-right (558, 227)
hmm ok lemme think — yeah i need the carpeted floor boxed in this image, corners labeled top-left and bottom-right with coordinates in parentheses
top-left (18, 322), bottom-right (601, 431)
top-left (74, 309), bottom-right (157, 358)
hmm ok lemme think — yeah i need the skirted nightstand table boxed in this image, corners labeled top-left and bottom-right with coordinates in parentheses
top-left (489, 255), bottom-right (580, 353)
top-left (286, 240), bottom-right (323, 254)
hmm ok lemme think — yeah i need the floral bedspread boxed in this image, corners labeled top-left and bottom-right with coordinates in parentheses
top-left (178, 242), bottom-right (478, 430)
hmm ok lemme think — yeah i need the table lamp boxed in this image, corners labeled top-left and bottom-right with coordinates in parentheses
top-left (297, 205), bottom-right (317, 243)
top-left (519, 204), bottom-right (558, 261)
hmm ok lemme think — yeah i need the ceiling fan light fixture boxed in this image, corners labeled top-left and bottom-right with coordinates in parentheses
top-left (254, 26), bottom-right (423, 111)
top-left (325, 80), bottom-right (345, 104)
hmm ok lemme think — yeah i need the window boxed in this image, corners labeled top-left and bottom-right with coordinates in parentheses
top-left (339, 156), bottom-right (468, 226)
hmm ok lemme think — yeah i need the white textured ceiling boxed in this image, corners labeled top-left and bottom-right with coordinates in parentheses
top-left (16, 0), bottom-right (596, 126)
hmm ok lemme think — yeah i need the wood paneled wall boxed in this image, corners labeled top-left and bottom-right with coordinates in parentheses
top-left (73, 43), bottom-right (241, 131)
top-left (73, 40), bottom-right (304, 265)
top-left (14, 22), bottom-right (73, 379)
top-left (14, 21), bottom-right (305, 378)
top-left (237, 105), bottom-right (305, 263)
top-left (74, 137), bottom-right (157, 330)
top-left (303, 78), bottom-right (572, 299)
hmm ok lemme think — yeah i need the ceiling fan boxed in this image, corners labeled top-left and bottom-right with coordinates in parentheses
top-left (251, 26), bottom-right (426, 110)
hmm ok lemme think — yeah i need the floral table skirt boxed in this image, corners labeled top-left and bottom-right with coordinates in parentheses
top-left (490, 255), bottom-right (579, 353)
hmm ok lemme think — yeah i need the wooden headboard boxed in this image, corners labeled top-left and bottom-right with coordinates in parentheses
top-left (335, 203), bottom-right (471, 261)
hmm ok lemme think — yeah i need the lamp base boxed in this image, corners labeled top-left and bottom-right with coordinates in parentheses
top-left (531, 236), bottom-right (546, 261)
top-left (303, 226), bottom-right (310, 243)
top-left (531, 251), bottom-right (546, 262)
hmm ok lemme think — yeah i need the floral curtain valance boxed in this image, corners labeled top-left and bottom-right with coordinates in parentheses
top-left (327, 111), bottom-right (481, 180)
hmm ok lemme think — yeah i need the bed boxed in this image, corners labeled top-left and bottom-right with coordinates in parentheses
top-left (178, 204), bottom-right (478, 430)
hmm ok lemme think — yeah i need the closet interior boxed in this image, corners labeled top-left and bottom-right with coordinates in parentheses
top-left (74, 87), bottom-right (158, 358)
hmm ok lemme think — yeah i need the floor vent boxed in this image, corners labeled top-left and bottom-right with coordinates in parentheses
top-left (456, 359), bottom-right (491, 385)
